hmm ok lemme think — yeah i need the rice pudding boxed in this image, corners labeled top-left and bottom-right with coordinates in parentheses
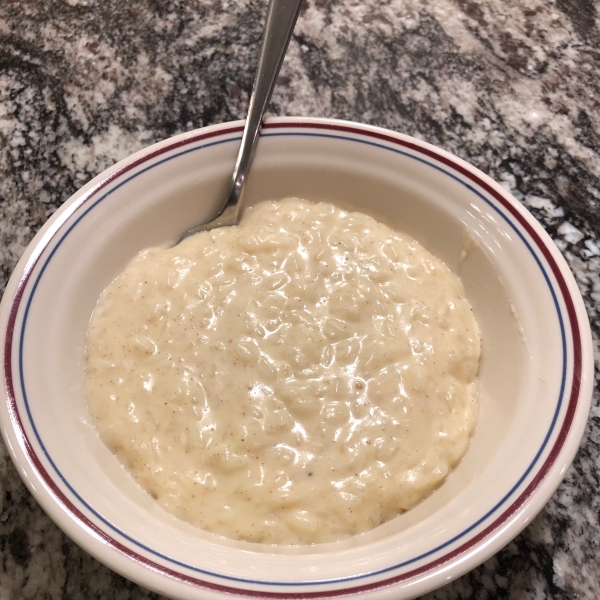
top-left (85, 198), bottom-right (480, 544)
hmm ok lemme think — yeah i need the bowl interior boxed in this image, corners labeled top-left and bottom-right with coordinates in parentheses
top-left (12, 124), bottom-right (569, 590)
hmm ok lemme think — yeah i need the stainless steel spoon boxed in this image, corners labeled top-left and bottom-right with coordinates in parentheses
top-left (181, 0), bottom-right (303, 240)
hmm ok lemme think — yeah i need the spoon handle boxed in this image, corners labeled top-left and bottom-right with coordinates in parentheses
top-left (217, 0), bottom-right (303, 227)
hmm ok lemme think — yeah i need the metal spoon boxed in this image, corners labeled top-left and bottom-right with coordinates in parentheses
top-left (181, 0), bottom-right (303, 241)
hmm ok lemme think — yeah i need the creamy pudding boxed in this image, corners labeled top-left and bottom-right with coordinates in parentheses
top-left (85, 198), bottom-right (480, 544)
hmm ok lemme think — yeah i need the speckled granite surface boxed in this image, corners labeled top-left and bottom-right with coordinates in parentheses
top-left (0, 0), bottom-right (598, 598)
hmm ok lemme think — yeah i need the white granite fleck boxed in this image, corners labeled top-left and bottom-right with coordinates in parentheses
top-left (557, 221), bottom-right (585, 244)
top-left (58, 124), bottom-right (145, 175)
top-left (524, 195), bottom-right (565, 219)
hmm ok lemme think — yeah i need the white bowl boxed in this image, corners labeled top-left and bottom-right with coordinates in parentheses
top-left (0, 118), bottom-right (594, 600)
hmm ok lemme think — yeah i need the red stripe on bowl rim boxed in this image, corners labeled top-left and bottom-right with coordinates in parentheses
top-left (2, 120), bottom-right (584, 598)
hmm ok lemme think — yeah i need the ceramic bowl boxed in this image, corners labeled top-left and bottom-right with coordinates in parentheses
top-left (0, 118), bottom-right (593, 600)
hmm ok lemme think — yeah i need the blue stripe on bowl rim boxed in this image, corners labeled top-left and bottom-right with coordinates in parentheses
top-left (3, 120), bottom-right (583, 597)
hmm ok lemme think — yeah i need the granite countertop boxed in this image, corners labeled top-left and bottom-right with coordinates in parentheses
top-left (0, 0), bottom-right (598, 598)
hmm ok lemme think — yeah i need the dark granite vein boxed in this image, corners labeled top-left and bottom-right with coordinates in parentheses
top-left (0, 0), bottom-right (598, 598)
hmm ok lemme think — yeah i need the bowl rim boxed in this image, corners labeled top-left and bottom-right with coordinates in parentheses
top-left (0, 116), bottom-right (594, 600)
